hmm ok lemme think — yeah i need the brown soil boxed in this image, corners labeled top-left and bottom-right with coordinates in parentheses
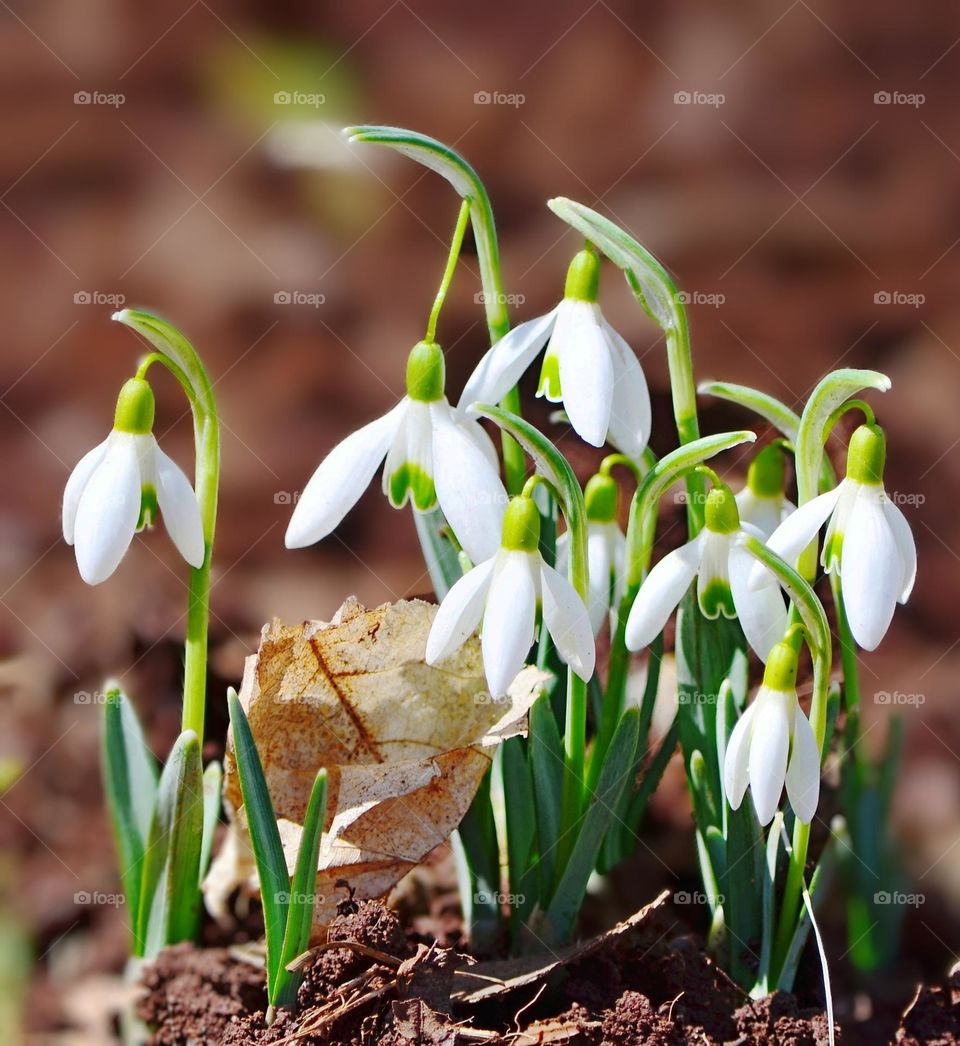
top-left (137, 897), bottom-right (841, 1045)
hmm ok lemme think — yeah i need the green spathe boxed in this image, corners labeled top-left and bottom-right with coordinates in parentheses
top-left (501, 495), bottom-right (541, 552)
top-left (747, 443), bottom-right (786, 498)
top-left (704, 483), bottom-right (739, 534)
top-left (846, 423), bottom-right (886, 486)
top-left (405, 340), bottom-right (445, 402)
top-left (584, 474), bottom-right (618, 523)
top-left (563, 246), bottom-right (601, 303)
top-left (114, 378), bottom-right (155, 435)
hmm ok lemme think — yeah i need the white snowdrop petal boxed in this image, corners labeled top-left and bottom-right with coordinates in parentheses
top-left (723, 700), bottom-right (757, 811)
top-left (458, 308), bottom-right (559, 411)
top-left (736, 489), bottom-right (784, 541)
top-left (481, 552), bottom-right (538, 699)
top-left (749, 485), bottom-right (843, 590)
top-left (841, 489), bottom-right (901, 650)
top-left (881, 497), bottom-right (917, 602)
top-left (785, 705), bottom-right (821, 824)
top-left (73, 433), bottom-right (142, 585)
top-left (284, 402), bottom-right (405, 548)
top-left (730, 541), bottom-right (788, 662)
top-left (425, 557), bottom-right (496, 665)
top-left (154, 444), bottom-right (205, 568)
top-left (556, 305), bottom-right (615, 447)
top-left (747, 692), bottom-right (791, 826)
top-left (625, 535), bottom-right (703, 651)
top-left (602, 320), bottom-right (652, 459)
top-left (431, 404), bottom-right (507, 564)
top-left (540, 561), bottom-right (596, 682)
top-left (63, 436), bottom-right (110, 544)
top-left (585, 523), bottom-right (619, 635)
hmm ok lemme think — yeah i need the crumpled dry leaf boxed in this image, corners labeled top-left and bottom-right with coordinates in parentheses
top-left (204, 597), bottom-right (547, 934)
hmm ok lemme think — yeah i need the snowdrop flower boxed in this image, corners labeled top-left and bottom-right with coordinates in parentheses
top-left (625, 482), bottom-right (786, 661)
top-left (285, 340), bottom-right (507, 564)
top-left (757, 424), bottom-right (916, 650)
top-left (735, 443), bottom-right (794, 540)
top-left (426, 494), bottom-right (595, 698)
top-left (458, 247), bottom-right (651, 457)
top-left (723, 638), bottom-right (820, 826)
top-left (63, 377), bottom-right (204, 585)
top-left (557, 473), bottom-right (625, 636)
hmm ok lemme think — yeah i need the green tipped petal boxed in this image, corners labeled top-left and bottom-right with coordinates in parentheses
top-left (537, 352), bottom-right (562, 401)
top-left (137, 484), bottom-right (158, 530)
top-left (388, 463), bottom-right (437, 512)
top-left (699, 576), bottom-right (735, 619)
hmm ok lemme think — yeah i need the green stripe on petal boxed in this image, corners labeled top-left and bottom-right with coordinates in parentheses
top-left (537, 353), bottom-right (562, 401)
top-left (699, 577), bottom-right (735, 619)
top-left (388, 463), bottom-right (437, 512)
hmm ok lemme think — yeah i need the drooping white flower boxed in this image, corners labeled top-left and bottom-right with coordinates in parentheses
top-left (426, 494), bottom-right (595, 698)
top-left (723, 639), bottom-right (820, 826)
top-left (625, 482), bottom-right (787, 661)
top-left (557, 473), bottom-right (626, 636)
top-left (63, 377), bottom-right (204, 585)
top-left (458, 248), bottom-right (651, 457)
top-left (285, 340), bottom-right (507, 564)
top-left (735, 443), bottom-right (794, 540)
top-left (755, 424), bottom-right (916, 651)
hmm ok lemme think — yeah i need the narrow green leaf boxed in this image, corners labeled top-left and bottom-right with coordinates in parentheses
top-left (617, 718), bottom-right (679, 860)
top-left (529, 695), bottom-right (564, 900)
top-left (455, 772), bottom-right (502, 950)
top-left (755, 813), bottom-right (783, 995)
top-left (139, 730), bottom-right (204, 959)
top-left (413, 506), bottom-right (462, 599)
top-left (724, 793), bottom-right (763, 988)
top-left (199, 761), bottom-right (222, 885)
top-left (543, 709), bottom-right (640, 943)
top-left (102, 687), bottom-right (158, 933)
top-left (228, 689), bottom-right (290, 1000)
top-left (274, 769), bottom-right (328, 1008)
top-left (501, 739), bottom-right (538, 932)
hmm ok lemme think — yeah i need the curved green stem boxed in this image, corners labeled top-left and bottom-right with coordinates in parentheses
top-left (114, 310), bottom-right (220, 743)
top-left (425, 200), bottom-right (471, 344)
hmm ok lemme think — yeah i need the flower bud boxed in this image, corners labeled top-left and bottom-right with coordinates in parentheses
top-left (704, 483), bottom-right (739, 534)
top-left (746, 443), bottom-right (786, 498)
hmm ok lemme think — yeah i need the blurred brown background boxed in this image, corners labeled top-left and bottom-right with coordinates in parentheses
top-left (1, 0), bottom-right (959, 1036)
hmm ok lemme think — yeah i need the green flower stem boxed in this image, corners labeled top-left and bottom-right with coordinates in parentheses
top-left (114, 310), bottom-right (220, 743)
top-left (425, 200), bottom-right (471, 344)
